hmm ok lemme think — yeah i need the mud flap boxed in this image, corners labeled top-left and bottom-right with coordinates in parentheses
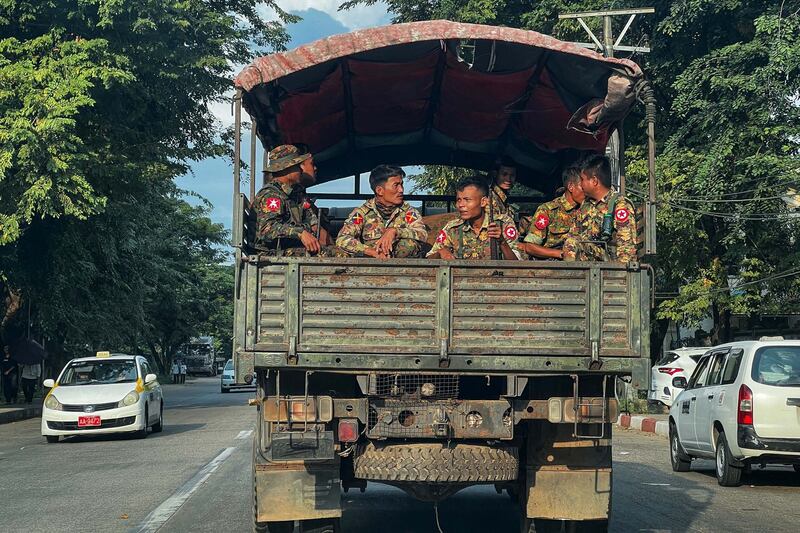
top-left (524, 422), bottom-right (612, 521)
top-left (254, 459), bottom-right (342, 522)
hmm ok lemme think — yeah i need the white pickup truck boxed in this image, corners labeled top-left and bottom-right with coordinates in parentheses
top-left (668, 340), bottom-right (800, 486)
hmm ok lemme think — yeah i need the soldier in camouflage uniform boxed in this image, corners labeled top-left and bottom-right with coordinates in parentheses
top-left (252, 144), bottom-right (334, 256)
top-left (562, 155), bottom-right (637, 262)
top-left (427, 176), bottom-right (523, 260)
top-left (521, 165), bottom-right (584, 260)
top-left (336, 165), bottom-right (427, 258)
top-left (488, 157), bottom-right (520, 223)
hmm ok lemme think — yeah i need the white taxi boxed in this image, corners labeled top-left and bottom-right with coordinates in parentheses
top-left (41, 353), bottom-right (164, 443)
top-left (669, 340), bottom-right (800, 486)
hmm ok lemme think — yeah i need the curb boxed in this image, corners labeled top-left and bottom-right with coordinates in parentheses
top-left (616, 414), bottom-right (669, 438)
top-left (0, 405), bottom-right (42, 425)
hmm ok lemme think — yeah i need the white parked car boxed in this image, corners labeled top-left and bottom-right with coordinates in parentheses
top-left (668, 340), bottom-right (800, 486)
top-left (649, 347), bottom-right (708, 407)
top-left (41, 353), bottom-right (163, 442)
top-left (220, 359), bottom-right (255, 393)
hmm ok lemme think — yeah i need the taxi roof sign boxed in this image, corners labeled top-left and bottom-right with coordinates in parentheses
top-left (96, 351), bottom-right (111, 358)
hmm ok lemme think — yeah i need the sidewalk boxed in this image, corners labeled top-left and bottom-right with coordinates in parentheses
top-left (0, 403), bottom-right (42, 425)
top-left (616, 413), bottom-right (669, 438)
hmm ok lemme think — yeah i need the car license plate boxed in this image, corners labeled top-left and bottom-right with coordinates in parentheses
top-left (78, 416), bottom-right (101, 427)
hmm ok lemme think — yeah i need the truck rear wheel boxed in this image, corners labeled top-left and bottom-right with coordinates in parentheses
top-left (354, 441), bottom-right (518, 482)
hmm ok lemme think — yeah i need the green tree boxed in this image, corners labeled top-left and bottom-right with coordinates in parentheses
top-left (1, 0), bottom-right (289, 363)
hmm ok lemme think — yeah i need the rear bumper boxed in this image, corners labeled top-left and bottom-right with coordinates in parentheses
top-left (737, 425), bottom-right (800, 457)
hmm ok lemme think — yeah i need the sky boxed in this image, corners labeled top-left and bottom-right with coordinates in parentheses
top-left (174, 2), bottom-right (392, 233)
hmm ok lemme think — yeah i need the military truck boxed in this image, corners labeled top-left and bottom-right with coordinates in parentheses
top-left (231, 21), bottom-right (657, 533)
top-left (178, 337), bottom-right (217, 376)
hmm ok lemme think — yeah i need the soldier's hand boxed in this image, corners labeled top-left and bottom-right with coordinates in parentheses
top-left (299, 231), bottom-right (321, 253)
top-left (487, 222), bottom-right (502, 240)
top-left (437, 248), bottom-right (455, 260)
top-left (375, 228), bottom-right (398, 255)
top-left (364, 247), bottom-right (389, 259)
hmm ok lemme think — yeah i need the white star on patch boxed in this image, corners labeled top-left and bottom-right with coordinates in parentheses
top-left (267, 199), bottom-right (279, 210)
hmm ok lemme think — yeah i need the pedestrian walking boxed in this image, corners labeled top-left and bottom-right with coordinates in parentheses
top-left (171, 360), bottom-right (180, 384)
top-left (1, 353), bottom-right (19, 404)
top-left (20, 361), bottom-right (42, 404)
top-left (180, 360), bottom-right (187, 384)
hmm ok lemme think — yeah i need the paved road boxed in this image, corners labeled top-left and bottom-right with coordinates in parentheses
top-left (0, 378), bottom-right (798, 532)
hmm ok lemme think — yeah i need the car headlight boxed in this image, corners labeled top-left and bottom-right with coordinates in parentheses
top-left (118, 391), bottom-right (140, 407)
top-left (44, 395), bottom-right (62, 411)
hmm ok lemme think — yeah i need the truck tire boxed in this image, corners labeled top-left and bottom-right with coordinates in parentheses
top-left (354, 441), bottom-right (518, 482)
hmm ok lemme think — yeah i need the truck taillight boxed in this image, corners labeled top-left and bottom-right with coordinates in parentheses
top-left (338, 419), bottom-right (359, 442)
top-left (658, 367), bottom-right (683, 375)
top-left (738, 384), bottom-right (753, 425)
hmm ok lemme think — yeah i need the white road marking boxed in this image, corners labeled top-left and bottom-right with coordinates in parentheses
top-left (135, 447), bottom-right (236, 533)
top-left (235, 429), bottom-right (253, 440)
top-left (642, 482), bottom-right (671, 486)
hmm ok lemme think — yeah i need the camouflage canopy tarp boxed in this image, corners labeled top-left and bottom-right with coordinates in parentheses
top-left (235, 20), bottom-right (644, 194)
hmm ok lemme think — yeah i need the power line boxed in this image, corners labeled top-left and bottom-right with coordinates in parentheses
top-left (627, 187), bottom-right (798, 220)
top-left (656, 266), bottom-right (800, 299)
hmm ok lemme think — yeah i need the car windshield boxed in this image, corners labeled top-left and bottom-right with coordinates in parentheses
top-left (751, 347), bottom-right (800, 387)
top-left (60, 360), bottom-right (138, 386)
top-left (224, 360), bottom-right (233, 371)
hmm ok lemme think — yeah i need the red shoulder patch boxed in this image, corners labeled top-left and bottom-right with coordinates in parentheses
top-left (352, 213), bottom-right (364, 225)
top-left (302, 200), bottom-right (311, 209)
top-left (504, 225), bottom-right (518, 240)
top-left (266, 198), bottom-right (281, 212)
top-left (534, 213), bottom-right (550, 230)
top-left (404, 210), bottom-right (416, 224)
top-left (614, 208), bottom-right (629, 223)
top-left (436, 230), bottom-right (447, 244)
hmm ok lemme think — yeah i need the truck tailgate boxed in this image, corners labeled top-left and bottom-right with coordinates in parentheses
top-left (248, 258), bottom-right (648, 359)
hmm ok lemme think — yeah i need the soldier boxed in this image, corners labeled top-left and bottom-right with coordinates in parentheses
top-left (427, 176), bottom-right (523, 260)
top-left (488, 157), bottom-right (519, 222)
top-left (252, 144), bottom-right (332, 256)
top-left (336, 165), bottom-right (427, 258)
top-left (562, 155), bottom-right (637, 262)
top-left (520, 166), bottom-right (584, 260)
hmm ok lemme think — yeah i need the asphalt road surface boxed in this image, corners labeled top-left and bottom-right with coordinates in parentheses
top-left (0, 378), bottom-right (798, 532)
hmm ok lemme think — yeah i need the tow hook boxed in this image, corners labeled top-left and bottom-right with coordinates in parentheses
top-left (432, 406), bottom-right (450, 437)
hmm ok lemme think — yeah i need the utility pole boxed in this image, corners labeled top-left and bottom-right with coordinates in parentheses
top-left (558, 7), bottom-right (654, 193)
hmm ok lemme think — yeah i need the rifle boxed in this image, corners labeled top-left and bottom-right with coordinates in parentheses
top-left (489, 191), bottom-right (499, 260)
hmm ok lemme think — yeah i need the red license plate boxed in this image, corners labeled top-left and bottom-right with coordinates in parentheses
top-left (78, 416), bottom-right (101, 427)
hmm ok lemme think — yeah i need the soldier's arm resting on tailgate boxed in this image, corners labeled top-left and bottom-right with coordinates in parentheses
top-left (488, 218), bottom-right (520, 260)
top-left (257, 198), bottom-right (306, 242)
top-left (612, 198), bottom-right (637, 262)
top-left (426, 228), bottom-right (455, 260)
top-left (335, 208), bottom-right (369, 256)
top-left (521, 208), bottom-right (562, 259)
top-left (395, 208), bottom-right (428, 244)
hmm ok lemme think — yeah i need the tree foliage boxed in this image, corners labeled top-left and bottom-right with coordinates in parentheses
top-left (344, 0), bottom-right (800, 342)
top-left (1, 0), bottom-right (290, 369)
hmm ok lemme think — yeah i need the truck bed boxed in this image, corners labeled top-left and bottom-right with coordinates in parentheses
top-left (234, 257), bottom-right (651, 386)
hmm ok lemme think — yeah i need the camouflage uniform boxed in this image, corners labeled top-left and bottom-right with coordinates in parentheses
top-left (426, 212), bottom-right (524, 260)
top-left (253, 181), bottom-right (334, 256)
top-left (336, 199), bottom-right (427, 258)
top-left (562, 188), bottom-right (637, 262)
top-left (489, 185), bottom-right (519, 222)
top-left (523, 193), bottom-right (580, 251)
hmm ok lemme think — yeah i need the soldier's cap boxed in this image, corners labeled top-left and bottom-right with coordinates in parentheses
top-left (265, 144), bottom-right (311, 172)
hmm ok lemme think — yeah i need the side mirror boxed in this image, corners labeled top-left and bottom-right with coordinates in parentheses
top-left (42, 378), bottom-right (55, 388)
top-left (145, 373), bottom-right (158, 385)
top-left (672, 376), bottom-right (688, 389)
